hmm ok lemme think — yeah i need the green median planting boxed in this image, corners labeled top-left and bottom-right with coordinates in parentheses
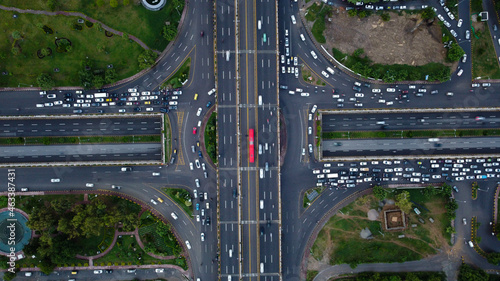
top-left (323, 128), bottom-right (500, 140)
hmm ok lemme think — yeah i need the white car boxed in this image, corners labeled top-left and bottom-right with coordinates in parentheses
top-left (47, 94), bottom-right (56, 99)
top-left (457, 69), bottom-right (463, 76)
top-left (386, 88), bottom-right (396, 92)
top-left (195, 159), bottom-right (201, 169)
top-left (354, 103), bottom-right (363, 107)
top-left (372, 89), bottom-right (381, 93)
top-left (301, 92), bottom-right (310, 97)
top-left (321, 71), bottom-right (329, 78)
top-left (447, 11), bottom-right (455, 20)
top-left (202, 163), bottom-right (206, 170)
top-left (311, 104), bottom-right (317, 113)
top-left (295, 67), bottom-right (299, 78)
top-left (190, 162), bottom-right (194, 170)
top-left (131, 92), bottom-right (140, 96)
top-left (51, 178), bottom-right (60, 183)
top-left (119, 109), bottom-right (126, 113)
top-left (450, 30), bottom-right (457, 37)
top-left (150, 199), bottom-right (158, 205)
top-left (196, 107), bottom-right (202, 116)
top-left (355, 93), bottom-right (364, 98)
top-left (294, 57), bottom-right (298, 66)
top-left (457, 19), bottom-right (463, 27)
top-left (185, 240), bottom-right (192, 249)
top-left (152, 172), bottom-right (160, 176)
top-left (291, 15), bottom-right (296, 24)
top-left (386, 101), bottom-right (394, 106)
top-left (465, 30), bottom-right (470, 40)
top-left (201, 232), bottom-right (205, 241)
top-left (54, 100), bottom-right (63, 105)
top-left (128, 88), bottom-right (137, 92)
top-left (443, 20), bottom-right (451, 27)
top-left (300, 33), bottom-right (306, 41)
top-left (310, 51), bottom-right (318, 59)
top-left (437, 14), bottom-right (444, 21)
top-left (146, 107), bottom-right (154, 112)
top-left (44, 102), bottom-right (54, 107)
top-left (462, 54), bottom-right (467, 63)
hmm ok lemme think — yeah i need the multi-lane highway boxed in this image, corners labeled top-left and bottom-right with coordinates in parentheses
top-left (2, 0), bottom-right (500, 280)
top-left (0, 117), bottom-right (161, 137)
top-left (0, 143), bottom-right (162, 163)
top-left (322, 111), bottom-right (498, 131)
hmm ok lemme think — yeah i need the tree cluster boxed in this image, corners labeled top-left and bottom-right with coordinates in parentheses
top-left (36, 73), bottom-right (55, 90)
top-left (458, 264), bottom-right (488, 281)
top-left (352, 271), bottom-right (444, 281)
top-left (446, 42), bottom-right (466, 62)
top-left (138, 50), bottom-right (158, 70)
top-left (24, 196), bottom-right (140, 274)
top-left (78, 59), bottom-right (117, 89)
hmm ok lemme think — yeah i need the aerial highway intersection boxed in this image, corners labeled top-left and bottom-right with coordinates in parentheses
top-left (1, 0), bottom-right (500, 280)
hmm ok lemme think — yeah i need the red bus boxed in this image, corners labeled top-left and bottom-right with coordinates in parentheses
top-left (249, 129), bottom-right (255, 163)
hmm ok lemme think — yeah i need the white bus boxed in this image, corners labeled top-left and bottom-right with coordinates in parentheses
top-left (94, 93), bottom-right (108, 98)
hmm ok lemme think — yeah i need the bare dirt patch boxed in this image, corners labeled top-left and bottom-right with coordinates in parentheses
top-left (304, 8), bottom-right (448, 66)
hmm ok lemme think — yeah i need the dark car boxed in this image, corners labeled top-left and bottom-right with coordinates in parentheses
top-left (205, 216), bottom-right (210, 225)
top-left (110, 93), bottom-right (118, 98)
top-left (153, 100), bottom-right (161, 105)
top-left (198, 151), bottom-right (203, 158)
top-left (200, 30), bottom-right (204, 37)
top-left (133, 101), bottom-right (140, 105)
top-left (65, 93), bottom-right (73, 97)
top-left (120, 92), bottom-right (129, 97)
top-left (260, 226), bottom-right (265, 236)
top-left (73, 109), bottom-right (83, 113)
top-left (206, 101), bottom-right (212, 108)
top-left (169, 105), bottom-right (178, 110)
top-left (65, 97), bottom-right (74, 102)
top-left (134, 107), bottom-right (141, 112)
top-left (160, 108), bottom-right (169, 113)
top-left (117, 102), bottom-right (125, 106)
top-left (353, 86), bottom-right (362, 92)
top-left (120, 97), bottom-right (127, 101)
top-left (105, 269), bottom-right (113, 274)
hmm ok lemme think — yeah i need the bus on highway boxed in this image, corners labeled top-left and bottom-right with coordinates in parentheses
top-left (249, 129), bottom-right (255, 163)
top-left (94, 93), bottom-right (108, 98)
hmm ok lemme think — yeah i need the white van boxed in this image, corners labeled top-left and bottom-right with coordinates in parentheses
top-left (229, 249), bottom-right (233, 257)
top-left (258, 20), bottom-right (262, 30)
top-left (291, 15), bottom-right (296, 24)
top-left (208, 88), bottom-right (216, 95)
top-left (326, 67), bottom-right (334, 75)
top-left (226, 51), bottom-right (230, 61)
top-left (258, 95), bottom-right (262, 105)
top-left (260, 200), bottom-right (264, 209)
top-left (260, 168), bottom-right (264, 179)
top-left (259, 144), bottom-right (263, 155)
top-left (260, 262), bottom-right (264, 273)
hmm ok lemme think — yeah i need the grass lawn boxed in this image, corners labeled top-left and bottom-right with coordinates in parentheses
top-left (76, 227), bottom-right (115, 256)
top-left (471, 22), bottom-right (500, 79)
top-left (322, 128), bottom-right (500, 140)
top-left (205, 112), bottom-right (217, 164)
top-left (165, 57), bottom-right (191, 89)
top-left (310, 194), bottom-right (447, 268)
top-left (0, 0), bottom-right (184, 51)
top-left (301, 65), bottom-right (326, 86)
top-left (306, 270), bottom-right (319, 281)
top-left (0, 9), bottom-right (143, 87)
top-left (163, 188), bottom-right (193, 217)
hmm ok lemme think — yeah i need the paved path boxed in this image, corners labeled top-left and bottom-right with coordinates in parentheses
top-left (312, 254), bottom-right (458, 281)
top-left (494, 184), bottom-right (499, 227)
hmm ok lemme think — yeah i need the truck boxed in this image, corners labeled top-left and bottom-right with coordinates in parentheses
top-left (326, 173), bottom-right (339, 178)
top-left (94, 93), bottom-right (108, 98)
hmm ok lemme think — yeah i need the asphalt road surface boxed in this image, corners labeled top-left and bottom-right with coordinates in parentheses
top-left (0, 116), bottom-right (161, 137)
top-left (0, 143), bottom-right (162, 163)
top-left (323, 137), bottom-right (500, 157)
top-left (322, 111), bottom-right (498, 132)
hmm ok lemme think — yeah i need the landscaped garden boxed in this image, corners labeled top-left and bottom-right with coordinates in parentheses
top-left (164, 57), bottom-right (191, 89)
top-left (309, 184), bottom-right (455, 269)
top-left (1, 193), bottom-right (185, 275)
top-left (0, 0), bottom-right (185, 87)
top-left (164, 188), bottom-right (193, 217)
top-left (204, 112), bottom-right (218, 164)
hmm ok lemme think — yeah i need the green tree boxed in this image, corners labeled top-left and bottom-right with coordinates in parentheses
top-left (348, 9), bottom-right (357, 17)
top-left (353, 48), bottom-right (364, 58)
top-left (421, 7), bottom-right (436, 20)
top-left (395, 191), bottom-right (412, 213)
top-left (105, 68), bottom-right (117, 84)
top-left (422, 185), bottom-right (436, 198)
top-left (487, 252), bottom-right (500, 265)
top-left (36, 73), bottom-right (55, 90)
top-left (163, 25), bottom-right (178, 41)
top-left (138, 49), bottom-right (158, 69)
top-left (27, 207), bottom-right (56, 230)
top-left (96, 0), bottom-right (105, 7)
top-left (381, 13), bottom-right (390, 21)
top-left (123, 0), bottom-right (130, 5)
top-left (41, 48), bottom-right (50, 57)
top-left (92, 75), bottom-right (105, 89)
top-left (372, 185), bottom-right (388, 200)
top-left (47, 0), bottom-right (58, 11)
top-left (447, 42), bottom-right (465, 62)
top-left (358, 10), bottom-right (367, 19)
top-left (11, 30), bottom-right (21, 40)
top-left (458, 264), bottom-right (488, 281)
top-left (11, 46), bottom-right (20, 56)
top-left (110, 0), bottom-right (118, 8)
top-left (3, 271), bottom-right (16, 281)
top-left (39, 257), bottom-right (56, 275)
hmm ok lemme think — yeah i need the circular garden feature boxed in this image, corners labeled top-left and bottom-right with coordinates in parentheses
top-left (0, 210), bottom-right (31, 254)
